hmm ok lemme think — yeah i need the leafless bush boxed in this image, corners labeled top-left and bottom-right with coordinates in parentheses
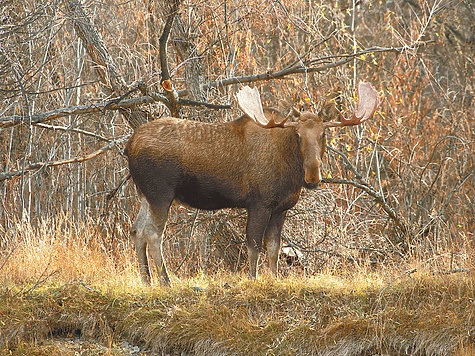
top-left (0, 0), bottom-right (472, 277)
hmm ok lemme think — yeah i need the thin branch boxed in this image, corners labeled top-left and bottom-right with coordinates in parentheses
top-left (0, 92), bottom-right (232, 128)
top-left (418, 172), bottom-right (474, 236)
top-left (174, 209), bottom-right (200, 274)
top-left (327, 146), bottom-right (362, 179)
top-left (65, 0), bottom-right (151, 129)
top-left (431, 268), bottom-right (470, 275)
top-left (33, 123), bottom-right (112, 142)
top-left (1, 42), bottom-right (432, 128)
top-left (100, 174), bottom-right (131, 218)
top-left (321, 177), bottom-right (409, 239)
top-left (378, 268), bottom-right (417, 301)
top-left (65, 0), bottom-right (125, 95)
top-left (178, 98), bottom-right (231, 110)
top-left (0, 138), bottom-right (126, 182)
top-left (0, 97), bottom-right (153, 128)
top-left (282, 232), bottom-right (357, 263)
top-left (177, 41), bottom-right (434, 96)
top-left (159, 0), bottom-right (182, 117)
top-left (439, 172), bottom-right (472, 217)
top-left (324, 143), bottom-right (411, 240)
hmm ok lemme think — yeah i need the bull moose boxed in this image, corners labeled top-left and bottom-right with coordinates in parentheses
top-left (125, 82), bottom-right (379, 285)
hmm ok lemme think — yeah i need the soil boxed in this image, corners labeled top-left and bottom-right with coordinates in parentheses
top-left (50, 338), bottom-right (155, 355)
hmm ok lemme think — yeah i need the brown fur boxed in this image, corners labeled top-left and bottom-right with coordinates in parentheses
top-left (125, 107), bottom-right (334, 285)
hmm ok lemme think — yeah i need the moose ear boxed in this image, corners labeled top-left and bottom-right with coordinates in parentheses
top-left (286, 107), bottom-right (301, 122)
top-left (318, 102), bottom-right (342, 122)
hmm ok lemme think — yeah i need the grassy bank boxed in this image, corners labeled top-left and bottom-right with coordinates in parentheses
top-left (1, 273), bottom-right (473, 355)
top-left (0, 218), bottom-right (473, 355)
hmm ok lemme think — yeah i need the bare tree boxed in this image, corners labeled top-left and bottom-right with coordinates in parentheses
top-left (0, 0), bottom-right (472, 274)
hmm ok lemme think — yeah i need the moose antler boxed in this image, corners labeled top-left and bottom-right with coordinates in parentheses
top-left (236, 86), bottom-right (288, 128)
top-left (237, 82), bottom-right (378, 129)
top-left (324, 81), bottom-right (380, 128)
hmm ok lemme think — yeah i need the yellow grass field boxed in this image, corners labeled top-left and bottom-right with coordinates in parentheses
top-left (1, 217), bottom-right (473, 355)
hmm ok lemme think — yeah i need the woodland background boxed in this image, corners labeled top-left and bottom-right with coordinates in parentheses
top-left (0, 0), bottom-right (473, 277)
top-left (0, 1), bottom-right (473, 354)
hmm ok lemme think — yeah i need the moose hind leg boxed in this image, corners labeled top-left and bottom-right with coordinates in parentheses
top-left (246, 208), bottom-right (272, 279)
top-left (132, 197), bottom-right (153, 284)
top-left (263, 211), bottom-right (287, 276)
top-left (147, 204), bottom-right (172, 286)
top-left (132, 227), bottom-right (151, 285)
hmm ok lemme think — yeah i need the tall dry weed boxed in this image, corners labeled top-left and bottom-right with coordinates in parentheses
top-left (0, 214), bottom-right (140, 290)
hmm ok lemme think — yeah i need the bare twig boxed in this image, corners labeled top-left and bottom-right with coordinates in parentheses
top-left (159, 0), bottom-right (182, 117)
top-left (324, 144), bottom-right (410, 240)
top-left (0, 99), bottom-right (144, 128)
top-left (378, 268), bottom-right (417, 301)
top-left (327, 146), bottom-right (363, 179)
top-left (321, 177), bottom-right (409, 240)
top-left (174, 210), bottom-right (200, 274)
top-left (78, 277), bottom-right (103, 295)
top-left (1, 42), bottom-right (433, 129)
top-left (177, 98), bottom-right (231, 110)
top-left (65, 0), bottom-right (151, 129)
top-left (0, 138), bottom-right (127, 182)
top-left (33, 123), bottom-right (112, 142)
top-left (430, 268), bottom-right (470, 275)
top-left (177, 42), bottom-right (434, 96)
top-left (0, 93), bottom-right (230, 129)
top-left (439, 172), bottom-right (473, 217)
top-left (282, 232), bottom-right (357, 263)
top-left (416, 172), bottom-right (473, 238)
top-left (101, 174), bottom-right (132, 217)
top-left (13, 254), bottom-right (58, 297)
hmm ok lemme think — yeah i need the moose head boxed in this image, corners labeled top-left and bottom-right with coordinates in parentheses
top-left (236, 81), bottom-right (380, 185)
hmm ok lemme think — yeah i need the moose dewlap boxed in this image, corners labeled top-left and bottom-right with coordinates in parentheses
top-left (125, 82), bottom-right (379, 285)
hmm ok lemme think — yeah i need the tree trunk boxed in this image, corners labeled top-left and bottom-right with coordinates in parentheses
top-left (65, 0), bottom-right (150, 129)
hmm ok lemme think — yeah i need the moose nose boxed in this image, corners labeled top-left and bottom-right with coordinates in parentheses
top-left (304, 163), bottom-right (322, 184)
top-left (305, 172), bottom-right (321, 184)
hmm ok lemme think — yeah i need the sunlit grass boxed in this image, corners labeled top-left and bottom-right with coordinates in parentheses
top-left (0, 216), bottom-right (473, 355)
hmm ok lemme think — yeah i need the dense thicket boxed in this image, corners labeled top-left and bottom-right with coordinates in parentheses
top-left (1, 0), bottom-right (472, 276)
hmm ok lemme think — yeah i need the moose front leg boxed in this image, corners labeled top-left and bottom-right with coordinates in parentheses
top-left (246, 208), bottom-right (272, 279)
top-left (264, 210), bottom-right (287, 275)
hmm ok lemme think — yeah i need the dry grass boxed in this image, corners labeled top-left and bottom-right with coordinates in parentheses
top-left (0, 217), bottom-right (473, 355)
top-left (1, 214), bottom-right (139, 291)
